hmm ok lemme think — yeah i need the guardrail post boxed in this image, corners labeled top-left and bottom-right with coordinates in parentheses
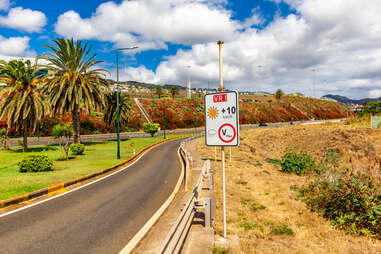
top-left (204, 197), bottom-right (211, 228)
top-left (209, 173), bottom-right (214, 190)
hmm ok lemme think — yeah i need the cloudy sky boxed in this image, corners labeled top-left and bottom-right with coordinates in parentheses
top-left (0, 0), bottom-right (380, 99)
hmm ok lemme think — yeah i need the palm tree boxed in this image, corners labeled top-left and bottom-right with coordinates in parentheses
top-left (103, 92), bottom-right (132, 127)
top-left (0, 59), bottom-right (49, 152)
top-left (169, 87), bottom-right (178, 99)
top-left (40, 38), bottom-right (109, 143)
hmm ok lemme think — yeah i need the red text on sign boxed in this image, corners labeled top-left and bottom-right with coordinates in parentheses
top-left (213, 94), bottom-right (227, 103)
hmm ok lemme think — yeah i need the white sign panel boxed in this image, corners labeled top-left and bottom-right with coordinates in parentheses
top-left (204, 91), bottom-right (239, 146)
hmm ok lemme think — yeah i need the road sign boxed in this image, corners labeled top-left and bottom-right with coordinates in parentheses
top-left (204, 91), bottom-right (239, 146)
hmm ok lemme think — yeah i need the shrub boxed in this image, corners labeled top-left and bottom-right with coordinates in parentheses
top-left (70, 144), bottom-right (85, 155)
top-left (300, 172), bottom-right (381, 238)
top-left (281, 149), bottom-right (316, 175)
top-left (270, 223), bottom-right (294, 236)
top-left (52, 123), bottom-right (72, 159)
top-left (18, 155), bottom-right (53, 173)
top-left (0, 128), bottom-right (9, 150)
top-left (143, 123), bottom-right (160, 137)
top-left (212, 247), bottom-right (229, 254)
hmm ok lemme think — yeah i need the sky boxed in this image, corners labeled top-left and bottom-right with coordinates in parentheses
top-left (0, 0), bottom-right (381, 99)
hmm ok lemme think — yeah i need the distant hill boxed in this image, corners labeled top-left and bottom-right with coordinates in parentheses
top-left (107, 79), bottom-right (186, 90)
top-left (322, 94), bottom-right (381, 104)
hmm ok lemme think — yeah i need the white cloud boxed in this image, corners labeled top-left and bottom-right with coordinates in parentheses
top-left (121, 0), bottom-right (381, 99)
top-left (119, 65), bottom-right (160, 84)
top-left (55, 0), bottom-right (381, 99)
top-left (0, 36), bottom-right (35, 56)
top-left (0, 7), bottom-right (47, 32)
top-left (0, 0), bottom-right (9, 11)
top-left (55, 0), bottom-right (239, 51)
top-left (369, 89), bottom-right (381, 98)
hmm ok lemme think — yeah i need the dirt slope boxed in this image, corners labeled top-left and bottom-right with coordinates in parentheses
top-left (197, 121), bottom-right (381, 254)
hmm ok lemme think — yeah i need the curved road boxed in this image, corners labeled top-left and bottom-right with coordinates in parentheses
top-left (0, 139), bottom-right (184, 254)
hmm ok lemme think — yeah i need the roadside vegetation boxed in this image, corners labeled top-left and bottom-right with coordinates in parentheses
top-left (198, 116), bottom-right (380, 253)
top-left (0, 134), bottom-right (187, 200)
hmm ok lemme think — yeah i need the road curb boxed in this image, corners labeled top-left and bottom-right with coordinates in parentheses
top-left (0, 137), bottom-right (181, 209)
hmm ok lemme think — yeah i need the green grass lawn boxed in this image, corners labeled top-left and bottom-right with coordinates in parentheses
top-left (0, 134), bottom-right (187, 200)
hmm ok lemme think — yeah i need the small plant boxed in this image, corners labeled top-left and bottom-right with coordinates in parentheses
top-left (52, 123), bottom-right (72, 160)
top-left (18, 155), bottom-right (53, 173)
top-left (236, 180), bottom-right (248, 185)
top-left (281, 149), bottom-right (316, 175)
top-left (0, 128), bottom-right (9, 150)
top-left (212, 246), bottom-right (229, 254)
top-left (250, 204), bottom-right (266, 211)
top-left (265, 158), bottom-right (281, 165)
top-left (270, 223), bottom-right (294, 236)
top-left (240, 222), bottom-right (255, 230)
top-left (143, 123), bottom-right (160, 137)
top-left (70, 143), bottom-right (85, 155)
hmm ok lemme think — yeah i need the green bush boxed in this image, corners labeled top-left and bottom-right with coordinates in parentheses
top-left (18, 155), bottom-right (53, 173)
top-left (281, 149), bottom-right (316, 175)
top-left (70, 144), bottom-right (85, 155)
top-left (143, 123), bottom-right (160, 137)
top-left (300, 172), bottom-right (381, 238)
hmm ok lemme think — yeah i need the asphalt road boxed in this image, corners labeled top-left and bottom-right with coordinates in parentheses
top-left (0, 139), bottom-right (184, 254)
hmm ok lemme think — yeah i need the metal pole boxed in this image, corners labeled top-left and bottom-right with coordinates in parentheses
top-left (221, 146), bottom-right (226, 238)
top-left (187, 65), bottom-right (191, 99)
top-left (116, 49), bottom-right (121, 159)
top-left (218, 41), bottom-right (224, 92)
top-left (217, 40), bottom-right (227, 238)
top-left (164, 100), bottom-right (166, 139)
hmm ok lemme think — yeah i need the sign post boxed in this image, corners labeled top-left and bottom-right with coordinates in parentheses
top-left (204, 40), bottom-right (239, 239)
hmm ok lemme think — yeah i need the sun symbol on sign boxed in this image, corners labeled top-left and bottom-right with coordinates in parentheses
top-left (207, 107), bottom-right (219, 119)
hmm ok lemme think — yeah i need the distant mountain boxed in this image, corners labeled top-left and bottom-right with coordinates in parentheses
top-left (322, 94), bottom-right (381, 104)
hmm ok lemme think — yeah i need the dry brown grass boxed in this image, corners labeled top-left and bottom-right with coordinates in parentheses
top-left (197, 121), bottom-right (381, 254)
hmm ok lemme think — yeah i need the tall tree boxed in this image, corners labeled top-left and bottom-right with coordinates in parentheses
top-left (0, 59), bottom-right (48, 152)
top-left (40, 38), bottom-right (109, 143)
top-left (103, 92), bottom-right (132, 127)
top-left (275, 89), bottom-right (284, 103)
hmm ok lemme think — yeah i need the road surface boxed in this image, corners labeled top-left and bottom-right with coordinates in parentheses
top-left (0, 139), bottom-right (183, 254)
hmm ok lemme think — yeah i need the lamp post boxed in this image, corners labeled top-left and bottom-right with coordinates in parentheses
top-left (116, 46), bottom-right (138, 159)
top-left (312, 68), bottom-right (316, 98)
top-left (186, 65), bottom-right (191, 98)
top-left (163, 99), bottom-right (166, 139)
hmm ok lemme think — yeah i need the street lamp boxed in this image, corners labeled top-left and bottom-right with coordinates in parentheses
top-left (186, 65), bottom-right (191, 98)
top-left (116, 46), bottom-right (138, 159)
top-left (312, 68), bottom-right (316, 98)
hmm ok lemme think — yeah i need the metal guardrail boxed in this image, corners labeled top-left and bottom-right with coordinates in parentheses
top-left (160, 135), bottom-right (212, 254)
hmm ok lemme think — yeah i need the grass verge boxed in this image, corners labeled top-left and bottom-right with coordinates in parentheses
top-left (0, 134), bottom-right (188, 200)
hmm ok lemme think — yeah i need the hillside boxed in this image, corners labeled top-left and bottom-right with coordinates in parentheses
top-left (322, 94), bottom-right (381, 104)
top-left (197, 118), bottom-right (381, 253)
top-left (131, 94), bottom-right (347, 130)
